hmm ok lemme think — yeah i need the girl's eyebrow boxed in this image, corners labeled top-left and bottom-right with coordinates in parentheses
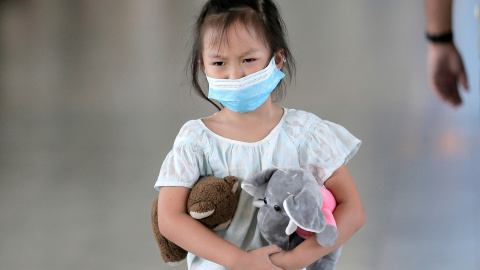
top-left (239, 48), bottom-right (260, 57)
top-left (207, 53), bottom-right (225, 59)
top-left (207, 48), bottom-right (261, 59)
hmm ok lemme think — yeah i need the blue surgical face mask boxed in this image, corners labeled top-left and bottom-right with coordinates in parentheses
top-left (206, 57), bottom-right (285, 113)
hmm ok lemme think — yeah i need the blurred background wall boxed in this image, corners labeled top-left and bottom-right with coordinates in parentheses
top-left (0, 0), bottom-right (479, 269)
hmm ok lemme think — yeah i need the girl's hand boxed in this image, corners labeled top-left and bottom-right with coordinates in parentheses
top-left (233, 245), bottom-right (284, 270)
top-left (269, 250), bottom-right (298, 270)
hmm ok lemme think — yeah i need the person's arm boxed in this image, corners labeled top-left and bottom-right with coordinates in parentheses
top-left (425, 0), bottom-right (468, 107)
top-left (157, 186), bottom-right (283, 270)
top-left (269, 165), bottom-right (366, 270)
top-left (425, 0), bottom-right (453, 35)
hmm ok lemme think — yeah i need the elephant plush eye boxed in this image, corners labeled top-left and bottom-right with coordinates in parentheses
top-left (263, 198), bottom-right (267, 204)
top-left (274, 205), bottom-right (282, 212)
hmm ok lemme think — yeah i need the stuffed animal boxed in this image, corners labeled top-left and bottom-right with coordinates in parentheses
top-left (151, 176), bottom-right (239, 265)
top-left (242, 167), bottom-right (342, 270)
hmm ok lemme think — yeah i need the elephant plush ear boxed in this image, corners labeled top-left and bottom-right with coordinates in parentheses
top-left (241, 167), bottom-right (278, 198)
top-left (283, 188), bottom-right (326, 233)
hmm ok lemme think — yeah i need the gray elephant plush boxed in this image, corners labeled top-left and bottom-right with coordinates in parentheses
top-left (242, 167), bottom-right (342, 270)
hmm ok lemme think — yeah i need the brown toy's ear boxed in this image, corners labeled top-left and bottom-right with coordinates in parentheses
top-left (223, 176), bottom-right (239, 193)
top-left (189, 201), bottom-right (215, 219)
top-left (151, 197), bottom-right (187, 265)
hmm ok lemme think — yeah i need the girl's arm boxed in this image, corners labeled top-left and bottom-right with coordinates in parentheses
top-left (269, 164), bottom-right (366, 270)
top-left (157, 186), bottom-right (283, 270)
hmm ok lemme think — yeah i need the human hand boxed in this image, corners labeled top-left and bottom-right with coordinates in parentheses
top-left (270, 249), bottom-right (314, 270)
top-left (427, 43), bottom-right (469, 107)
top-left (269, 250), bottom-right (298, 270)
top-left (232, 245), bottom-right (283, 270)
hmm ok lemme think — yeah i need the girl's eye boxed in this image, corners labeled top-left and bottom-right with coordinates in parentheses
top-left (212, 62), bottom-right (225, 66)
top-left (243, 58), bottom-right (255, 63)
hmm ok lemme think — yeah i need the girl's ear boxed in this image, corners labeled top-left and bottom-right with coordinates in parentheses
top-left (274, 49), bottom-right (285, 70)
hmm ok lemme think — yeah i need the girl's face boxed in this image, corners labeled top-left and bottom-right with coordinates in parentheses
top-left (201, 22), bottom-right (283, 80)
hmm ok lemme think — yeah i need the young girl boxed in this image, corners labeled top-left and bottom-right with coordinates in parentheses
top-left (155, 1), bottom-right (365, 269)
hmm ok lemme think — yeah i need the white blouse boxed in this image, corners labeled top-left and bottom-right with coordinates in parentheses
top-left (155, 108), bottom-right (361, 270)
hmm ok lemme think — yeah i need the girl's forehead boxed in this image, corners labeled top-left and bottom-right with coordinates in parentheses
top-left (202, 23), bottom-right (269, 53)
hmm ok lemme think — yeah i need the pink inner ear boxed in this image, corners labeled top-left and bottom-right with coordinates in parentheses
top-left (320, 186), bottom-right (337, 227)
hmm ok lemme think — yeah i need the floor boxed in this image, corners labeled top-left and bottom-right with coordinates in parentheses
top-left (1, 1), bottom-right (479, 269)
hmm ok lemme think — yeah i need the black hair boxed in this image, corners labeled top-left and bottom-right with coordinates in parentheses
top-left (188, 0), bottom-right (296, 110)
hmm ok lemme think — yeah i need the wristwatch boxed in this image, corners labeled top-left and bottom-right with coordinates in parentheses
top-left (425, 32), bottom-right (453, 43)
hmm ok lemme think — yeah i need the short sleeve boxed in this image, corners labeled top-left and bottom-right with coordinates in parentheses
top-left (299, 119), bottom-right (361, 184)
top-left (154, 142), bottom-right (204, 190)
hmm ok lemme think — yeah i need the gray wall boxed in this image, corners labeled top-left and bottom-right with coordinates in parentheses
top-left (1, 1), bottom-right (479, 269)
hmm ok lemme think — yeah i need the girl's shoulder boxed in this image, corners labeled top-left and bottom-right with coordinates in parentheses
top-left (283, 108), bottom-right (356, 141)
top-left (284, 108), bottom-right (355, 138)
top-left (281, 108), bottom-right (324, 147)
top-left (283, 108), bottom-right (323, 130)
top-left (173, 119), bottom-right (210, 148)
top-left (177, 119), bottom-right (205, 136)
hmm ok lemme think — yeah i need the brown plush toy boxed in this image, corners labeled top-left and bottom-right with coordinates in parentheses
top-left (151, 176), bottom-right (239, 265)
